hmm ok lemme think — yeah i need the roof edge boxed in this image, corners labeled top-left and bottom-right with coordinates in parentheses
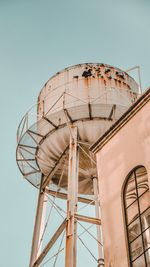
top-left (90, 87), bottom-right (150, 153)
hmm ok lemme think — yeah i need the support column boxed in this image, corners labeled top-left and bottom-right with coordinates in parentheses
top-left (65, 126), bottom-right (78, 267)
top-left (92, 176), bottom-right (104, 267)
top-left (29, 177), bottom-right (47, 267)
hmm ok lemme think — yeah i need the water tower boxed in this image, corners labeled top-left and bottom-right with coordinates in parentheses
top-left (16, 63), bottom-right (139, 267)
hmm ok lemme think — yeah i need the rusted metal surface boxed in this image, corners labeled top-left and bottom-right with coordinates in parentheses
top-left (45, 188), bottom-right (95, 205)
top-left (74, 214), bottom-right (101, 225)
top-left (16, 63), bottom-right (139, 195)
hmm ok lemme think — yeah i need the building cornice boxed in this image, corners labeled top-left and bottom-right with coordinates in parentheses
top-left (90, 87), bottom-right (150, 154)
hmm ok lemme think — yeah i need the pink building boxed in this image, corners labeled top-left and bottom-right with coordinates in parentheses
top-left (91, 88), bottom-right (150, 267)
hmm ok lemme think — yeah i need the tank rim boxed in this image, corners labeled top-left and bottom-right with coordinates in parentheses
top-left (38, 62), bottom-right (138, 97)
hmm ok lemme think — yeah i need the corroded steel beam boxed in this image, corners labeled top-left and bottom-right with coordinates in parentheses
top-left (75, 214), bottom-right (101, 225)
top-left (45, 189), bottom-right (94, 205)
top-left (64, 108), bottom-right (73, 123)
top-left (29, 177), bottom-right (47, 267)
top-left (43, 116), bottom-right (58, 129)
top-left (65, 126), bottom-right (78, 267)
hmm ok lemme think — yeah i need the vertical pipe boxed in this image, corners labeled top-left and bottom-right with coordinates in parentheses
top-left (37, 193), bottom-right (47, 258)
top-left (137, 66), bottom-right (142, 94)
top-left (29, 177), bottom-right (47, 267)
top-left (92, 176), bottom-right (104, 267)
top-left (65, 126), bottom-right (78, 267)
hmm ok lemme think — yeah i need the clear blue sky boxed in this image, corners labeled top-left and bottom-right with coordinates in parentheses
top-left (0, 0), bottom-right (150, 266)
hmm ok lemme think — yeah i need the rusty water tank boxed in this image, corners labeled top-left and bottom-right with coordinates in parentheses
top-left (16, 63), bottom-right (139, 195)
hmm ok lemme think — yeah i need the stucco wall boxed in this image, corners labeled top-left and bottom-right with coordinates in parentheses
top-left (96, 100), bottom-right (150, 267)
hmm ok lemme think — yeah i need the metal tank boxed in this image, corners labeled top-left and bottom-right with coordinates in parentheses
top-left (16, 63), bottom-right (139, 267)
top-left (17, 63), bottom-right (138, 195)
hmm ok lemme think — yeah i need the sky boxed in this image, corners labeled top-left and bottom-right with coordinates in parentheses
top-left (0, 0), bottom-right (150, 266)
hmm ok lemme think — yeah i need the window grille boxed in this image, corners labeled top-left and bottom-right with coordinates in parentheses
top-left (123, 166), bottom-right (150, 266)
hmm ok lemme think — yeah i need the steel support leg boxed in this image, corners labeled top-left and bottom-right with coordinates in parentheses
top-left (92, 176), bottom-right (104, 267)
top-left (65, 126), bottom-right (78, 267)
top-left (29, 177), bottom-right (47, 267)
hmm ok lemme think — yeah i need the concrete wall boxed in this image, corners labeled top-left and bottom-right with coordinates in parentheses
top-left (96, 100), bottom-right (150, 267)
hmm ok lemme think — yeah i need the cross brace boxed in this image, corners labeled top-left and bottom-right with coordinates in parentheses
top-left (32, 219), bottom-right (67, 267)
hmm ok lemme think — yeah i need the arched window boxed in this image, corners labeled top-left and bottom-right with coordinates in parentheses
top-left (123, 166), bottom-right (150, 266)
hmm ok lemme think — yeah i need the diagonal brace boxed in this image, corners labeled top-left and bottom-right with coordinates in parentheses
top-left (32, 219), bottom-right (67, 267)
